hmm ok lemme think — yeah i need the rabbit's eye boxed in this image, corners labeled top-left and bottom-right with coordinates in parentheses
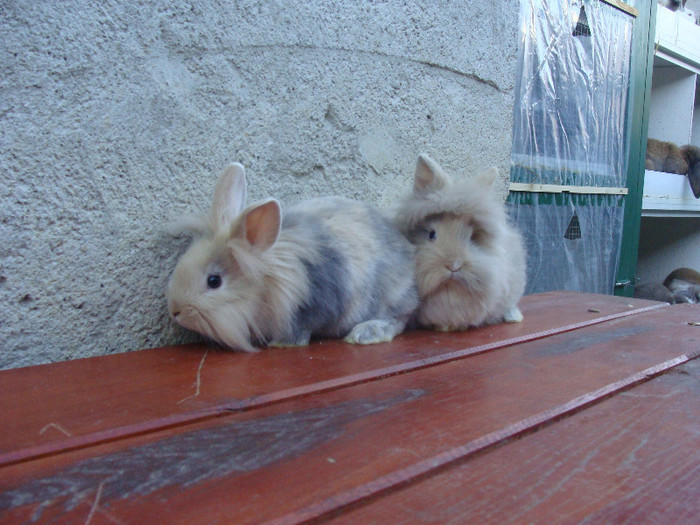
top-left (428, 229), bottom-right (437, 241)
top-left (207, 274), bottom-right (222, 289)
top-left (471, 227), bottom-right (485, 244)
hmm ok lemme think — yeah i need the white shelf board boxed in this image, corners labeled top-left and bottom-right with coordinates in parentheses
top-left (655, 4), bottom-right (700, 70)
top-left (642, 170), bottom-right (700, 217)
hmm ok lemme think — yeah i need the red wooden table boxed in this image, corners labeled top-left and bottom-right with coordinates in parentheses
top-left (1, 291), bottom-right (699, 524)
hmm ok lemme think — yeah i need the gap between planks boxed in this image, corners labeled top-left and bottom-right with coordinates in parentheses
top-left (0, 302), bottom-right (668, 469)
top-left (264, 349), bottom-right (700, 525)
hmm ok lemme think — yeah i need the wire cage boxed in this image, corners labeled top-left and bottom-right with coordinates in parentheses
top-left (509, 0), bottom-right (634, 294)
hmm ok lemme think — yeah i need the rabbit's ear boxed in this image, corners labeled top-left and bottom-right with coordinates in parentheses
top-left (476, 166), bottom-right (500, 188)
top-left (413, 154), bottom-right (450, 192)
top-left (231, 199), bottom-right (281, 252)
top-left (211, 163), bottom-right (247, 230)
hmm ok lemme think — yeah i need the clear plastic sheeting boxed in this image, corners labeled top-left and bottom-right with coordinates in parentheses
top-left (509, 0), bottom-right (634, 295)
top-left (509, 192), bottom-right (625, 294)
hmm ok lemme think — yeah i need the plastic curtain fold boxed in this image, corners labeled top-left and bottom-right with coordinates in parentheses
top-left (509, 0), bottom-right (633, 294)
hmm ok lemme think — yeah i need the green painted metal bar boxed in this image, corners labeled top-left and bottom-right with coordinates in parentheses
top-left (615, 0), bottom-right (657, 297)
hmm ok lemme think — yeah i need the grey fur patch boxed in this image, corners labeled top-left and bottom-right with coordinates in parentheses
top-left (295, 241), bottom-right (350, 338)
top-left (364, 207), bottom-right (418, 321)
top-left (282, 209), bottom-right (350, 340)
top-left (263, 197), bottom-right (417, 344)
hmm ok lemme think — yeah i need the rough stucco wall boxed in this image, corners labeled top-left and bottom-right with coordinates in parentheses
top-left (0, 1), bottom-right (519, 369)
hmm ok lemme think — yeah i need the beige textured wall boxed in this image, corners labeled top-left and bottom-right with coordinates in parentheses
top-left (0, 1), bottom-right (519, 369)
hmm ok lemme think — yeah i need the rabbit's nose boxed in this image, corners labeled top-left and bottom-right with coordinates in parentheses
top-left (446, 262), bottom-right (463, 273)
top-left (168, 298), bottom-right (182, 319)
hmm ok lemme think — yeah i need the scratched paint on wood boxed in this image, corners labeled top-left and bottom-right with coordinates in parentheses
top-left (0, 298), bottom-right (696, 525)
top-left (335, 359), bottom-right (700, 524)
top-left (0, 292), bottom-right (667, 461)
top-left (528, 325), bottom-right (652, 357)
top-left (0, 390), bottom-right (424, 521)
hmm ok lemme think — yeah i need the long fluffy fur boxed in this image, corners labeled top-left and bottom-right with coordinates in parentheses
top-left (394, 154), bottom-right (526, 331)
top-left (680, 145), bottom-right (700, 198)
top-left (646, 139), bottom-right (700, 199)
top-left (167, 165), bottom-right (418, 351)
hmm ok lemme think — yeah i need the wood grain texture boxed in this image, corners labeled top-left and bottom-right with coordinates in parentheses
top-left (336, 359), bottom-right (700, 524)
top-left (0, 292), bottom-right (664, 466)
top-left (1, 300), bottom-right (697, 524)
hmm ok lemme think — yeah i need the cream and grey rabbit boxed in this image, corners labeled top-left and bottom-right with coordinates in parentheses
top-left (394, 154), bottom-right (526, 331)
top-left (167, 163), bottom-right (418, 352)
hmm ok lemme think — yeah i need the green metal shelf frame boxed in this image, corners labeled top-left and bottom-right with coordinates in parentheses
top-left (615, 0), bottom-right (657, 297)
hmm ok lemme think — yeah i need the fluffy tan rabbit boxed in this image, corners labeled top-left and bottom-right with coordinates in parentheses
top-left (167, 163), bottom-right (418, 352)
top-left (394, 154), bottom-right (526, 331)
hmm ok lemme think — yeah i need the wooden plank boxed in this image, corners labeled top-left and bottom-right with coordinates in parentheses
top-left (0, 292), bottom-right (664, 464)
top-left (335, 357), bottom-right (700, 524)
top-left (0, 303), bottom-right (696, 524)
top-left (509, 182), bottom-right (629, 195)
top-left (601, 0), bottom-right (638, 18)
